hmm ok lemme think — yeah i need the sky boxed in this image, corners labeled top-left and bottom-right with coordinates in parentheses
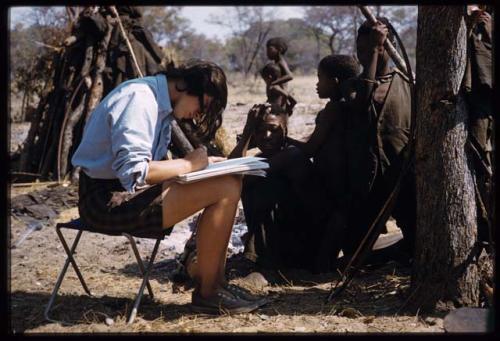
top-left (181, 6), bottom-right (304, 40)
top-left (9, 6), bottom-right (306, 41)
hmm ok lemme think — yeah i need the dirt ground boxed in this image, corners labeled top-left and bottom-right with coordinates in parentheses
top-left (9, 75), bottom-right (448, 333)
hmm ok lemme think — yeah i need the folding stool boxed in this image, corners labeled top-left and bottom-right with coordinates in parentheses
top-left (44, 218), bottom-right (169, 324)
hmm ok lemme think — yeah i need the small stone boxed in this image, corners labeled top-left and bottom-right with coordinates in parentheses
top-left (363, 316), bottom-right (375, 324)
top-left (294, 326), bottom-right (306, 332)
top-left (105, 317), bottom-right (114, 326)
top-left (35, 281), bottom-right (42, 286)
top-left (444, 308), bottom-right (491, 332)
top-left (424, 317), bottom-right (437, 325)
top-left (241, 272), bottom-right (268, 290)
top-left (258, 314), bottom-right (269, 320)
top-left (340, 307), bottom-right (361, 318)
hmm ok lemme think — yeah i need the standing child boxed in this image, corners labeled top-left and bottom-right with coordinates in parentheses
top-left (261, 63), bottom-right (297, 115)
top-left (264, 37), bottom-right (296, 113)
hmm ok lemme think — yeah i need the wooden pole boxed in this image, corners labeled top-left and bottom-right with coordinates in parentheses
top-left (109, 6), bottom-right (195, 154)
top-left (109, 6), bottom-right (144, 78)
top-left (358, 6), bottom-right (409, 76)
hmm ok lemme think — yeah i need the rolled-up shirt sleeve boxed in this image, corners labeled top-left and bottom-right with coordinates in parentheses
top-left (109, 89), bottom-right (158, 192)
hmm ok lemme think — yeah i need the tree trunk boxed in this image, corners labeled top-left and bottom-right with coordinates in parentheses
top-left (328, 33), bottom-right (336, 54)
top-left (313, 29), bottom-right (321, 66)
top-left (245, 27), bottom-right (271, 76)
top-left (409, 6), bottom-right (479, 312)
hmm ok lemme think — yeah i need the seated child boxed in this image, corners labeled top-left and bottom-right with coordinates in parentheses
top-left (286, 54), bottom-right (361, 272)
top-left (286, 55), bottom-right (360, 159)
top-left (261, 63), bottom-right (297, 115)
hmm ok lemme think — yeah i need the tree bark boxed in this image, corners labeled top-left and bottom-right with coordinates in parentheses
top-left (328, 32), bottom-right (337, 54)
top-left (409, 6), bottom-right (479, 312)
top-left (84, 16), bottom-right (113, 123)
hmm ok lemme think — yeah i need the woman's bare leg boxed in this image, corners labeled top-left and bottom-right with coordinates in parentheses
top-left (161, 175), bottom-right (242, 298)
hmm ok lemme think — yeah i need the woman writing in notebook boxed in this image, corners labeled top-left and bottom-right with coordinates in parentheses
top-left (72, 60), bottom-right (268, 314)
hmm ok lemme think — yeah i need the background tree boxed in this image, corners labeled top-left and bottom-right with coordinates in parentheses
top-left (181, 32), bottom-right (229, 69)
top-left (303, 6), bottom-right (354, 55)
top-left (140, 7), bottom-right (191, 50)
top-left (210, 6), bottom-right (274, 76)
top-left (374, 6), bottom-right (417, 69)
top-left (9, 7), bottom-right (69, 122)
top-left (263, 18), bottom-right (330, 74)
top-left (302, 6), bottom-right (416, 69)
top-left (409, 5), bottom-right (479, 312)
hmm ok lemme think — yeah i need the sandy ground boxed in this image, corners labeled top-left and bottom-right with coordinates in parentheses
top-left (9, 75), bottom-right (447, 333)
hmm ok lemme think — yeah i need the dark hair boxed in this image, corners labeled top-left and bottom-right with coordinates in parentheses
top-left (357, 17), bottom-right (398, 50)
top-left (115, 6), bottom-right (142, 18)
top-left (158, 59), bottom-right (227, 140)
top-left (266, 37), bottom-right (288, 54)
top-left (260, 62), bottom-right (281, 80)
top-left (318, 55), bottom-right (360, 81)
top-left (257, 104), bottom-right (288, 133)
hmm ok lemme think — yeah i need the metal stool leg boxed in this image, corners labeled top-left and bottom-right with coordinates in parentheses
top-left (127, 237), bottom-right (162, 324)
top-left (122, 233), bottom-right (155, 298)
top-left (44, 229), bottom-right (84, 322)
top-left (56, 227), bottom-right (92, 296)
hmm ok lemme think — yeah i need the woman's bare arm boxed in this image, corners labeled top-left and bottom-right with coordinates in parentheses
top-left (145, 147), bottom-right (208, 184)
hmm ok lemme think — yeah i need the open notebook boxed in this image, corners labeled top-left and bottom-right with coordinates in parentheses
top-left (175, 156), bottom-right (269, 183)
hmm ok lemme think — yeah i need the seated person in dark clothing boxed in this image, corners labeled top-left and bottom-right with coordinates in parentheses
top-left (178, 104), bottom-right (316, 273)
top-left (342, 17), bottom-right (415, 265)
top-left (238, 55), bottom-right (362, 273)
top-left (286, 55), bottom-right (360, 272)
top-left (261, 63), bottom-right (297, 115)
top-left (229, 104), bottom-right (320, 270)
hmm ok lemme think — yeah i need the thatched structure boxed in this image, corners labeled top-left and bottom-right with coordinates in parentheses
top-left (18, 6), bottom-right (221, 182)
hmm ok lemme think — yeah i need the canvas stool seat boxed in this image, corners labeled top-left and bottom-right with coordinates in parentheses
top-left (44, 217), bottom-right (170, 325)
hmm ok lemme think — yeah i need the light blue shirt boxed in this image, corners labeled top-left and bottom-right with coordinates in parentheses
top-left (72, 74), bottom-right (174, 193)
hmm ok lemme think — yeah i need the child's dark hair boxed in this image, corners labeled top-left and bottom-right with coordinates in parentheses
top-left (260, 62), bottom-right (281, 80)
top-left (266, 37), bottom-right (288, 54)
top-left (318, 55), bottom-right (360, 81)
top-left (158, 59), bottom-right (227, 140)
top-left (357, 17), bottom-right (398, 50)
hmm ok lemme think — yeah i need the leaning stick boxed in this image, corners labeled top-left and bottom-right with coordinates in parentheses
top-left (109, 6), bottom-right (144, 78)
top-left (326, 9), bottom-right (417, 302)
top-left (109, 6), bottom-right (195, 154)
top-left (358, 6), bottom-right (408, 76)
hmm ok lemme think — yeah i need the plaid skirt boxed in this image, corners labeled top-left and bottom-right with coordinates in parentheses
top-left (78, 172), bottom-right (173, 236)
